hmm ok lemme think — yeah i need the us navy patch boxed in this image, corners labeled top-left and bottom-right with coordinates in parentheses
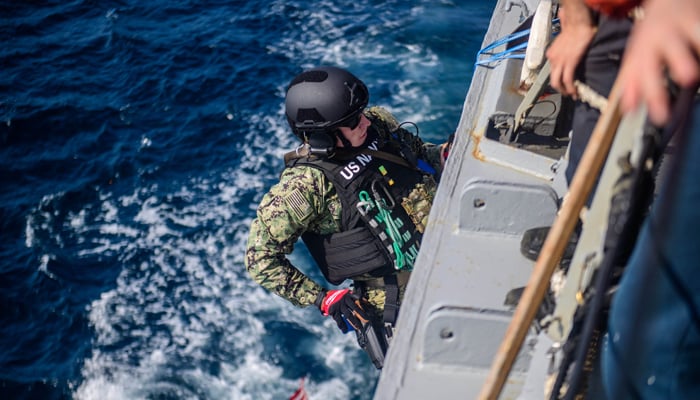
top-left (339, 139), bottom-right (380, 181)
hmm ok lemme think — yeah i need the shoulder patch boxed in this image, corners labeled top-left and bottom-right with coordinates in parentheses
top-left (285, 188), bottom-right (313, 222)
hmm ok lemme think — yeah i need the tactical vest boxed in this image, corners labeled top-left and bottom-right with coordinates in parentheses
top-left (287, 138), bottom-right (433, 285)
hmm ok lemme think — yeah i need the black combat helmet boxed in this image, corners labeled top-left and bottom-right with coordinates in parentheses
top-left (285, 66), bottom-right (369, 141)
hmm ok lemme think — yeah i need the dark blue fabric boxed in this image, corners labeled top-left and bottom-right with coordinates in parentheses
top-left (603, 102), bottom-right (700, 399)
top-left (565, 16), bottom-right (633, 188)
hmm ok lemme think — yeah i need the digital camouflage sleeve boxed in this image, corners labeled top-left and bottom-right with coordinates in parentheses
top-left (245, 166), bottom-right (341, 307)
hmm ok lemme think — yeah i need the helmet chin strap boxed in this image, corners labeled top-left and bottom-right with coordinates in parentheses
top-left (335, 129), bottom-right (353, 149)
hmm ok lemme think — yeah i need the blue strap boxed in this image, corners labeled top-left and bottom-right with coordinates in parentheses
top-left (476, 28), bottom-right (531, 57)
top-left (475, 42), bottom-right (528, 67)
top-left (416, 159), bottom-right (435, 175)
top-left (474, 18), bottom-right (560, 67)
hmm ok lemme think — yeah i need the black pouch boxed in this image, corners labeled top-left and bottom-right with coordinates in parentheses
top-left (303, 227), bottom-right (392, 285)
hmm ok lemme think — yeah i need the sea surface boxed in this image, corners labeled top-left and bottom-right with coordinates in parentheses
top-left (1, 1), bottom-right (495, 398)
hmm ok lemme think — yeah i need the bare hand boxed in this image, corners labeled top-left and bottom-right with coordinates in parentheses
top-left (618, 0), bottom-right (700, 125)
top-left (546, 1), bottom-right (597, 98)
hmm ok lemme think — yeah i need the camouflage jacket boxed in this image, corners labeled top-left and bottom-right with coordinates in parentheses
top-left (245, 107), bottom-right (443, 307)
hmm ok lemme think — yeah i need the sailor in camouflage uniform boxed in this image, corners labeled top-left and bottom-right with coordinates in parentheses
top-left (245, 66), bottom-right (449, 368)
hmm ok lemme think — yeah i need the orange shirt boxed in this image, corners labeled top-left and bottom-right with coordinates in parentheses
top-left (585, 0), bottom-right (642, 17)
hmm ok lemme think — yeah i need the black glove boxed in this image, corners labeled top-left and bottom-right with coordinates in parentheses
top-left (317, 289), bottom-right (369, 333)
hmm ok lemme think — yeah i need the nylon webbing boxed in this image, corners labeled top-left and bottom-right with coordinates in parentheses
top-left (383, 274), bottom-right (399, 326)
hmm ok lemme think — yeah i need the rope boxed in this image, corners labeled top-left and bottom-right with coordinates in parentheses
top-left (574, 80), bottom-right (608, 111)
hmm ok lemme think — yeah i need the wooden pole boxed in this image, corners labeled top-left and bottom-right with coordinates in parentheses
top-left (477, 82), bottom-right (624, 400)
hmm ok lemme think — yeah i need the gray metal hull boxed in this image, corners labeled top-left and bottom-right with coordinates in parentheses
top-left (373, 0), bottom-right (645, 397)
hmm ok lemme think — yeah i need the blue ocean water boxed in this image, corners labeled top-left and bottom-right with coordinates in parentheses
top-left (0, 1), bottom-right (494, 398)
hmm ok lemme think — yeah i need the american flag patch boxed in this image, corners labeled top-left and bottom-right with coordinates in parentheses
top-left (285, 189), bottom-right (312, 221)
